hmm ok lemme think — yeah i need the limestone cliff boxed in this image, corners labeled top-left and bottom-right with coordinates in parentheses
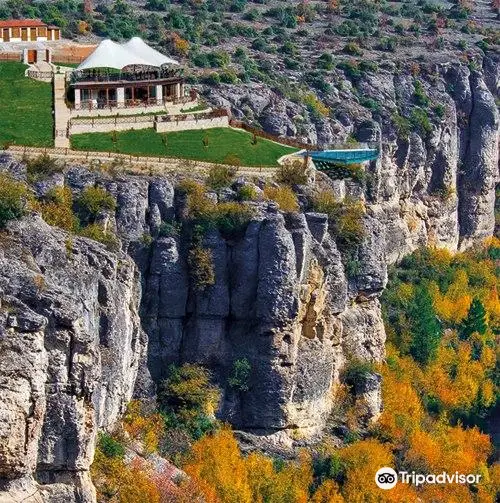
top-left (0, 59), bottom-right (498, 502)
top-left (0, 215), bottom-right (144, 502)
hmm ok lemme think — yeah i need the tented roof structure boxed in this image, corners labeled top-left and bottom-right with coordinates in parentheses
top-left (123, 37), bottom-right (179, 66)
top-left (76, 38), bottom-right (179, 71)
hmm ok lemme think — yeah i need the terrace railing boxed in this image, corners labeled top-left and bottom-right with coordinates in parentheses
top-left (70, 114), bottom-right (155, 126)
top-left (73, 95), bottom-right (194, 111)
top-left (70, 68), bottom-right (183, 84)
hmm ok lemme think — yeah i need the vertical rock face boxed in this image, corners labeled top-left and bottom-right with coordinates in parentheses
top-left (143, 208), bottom-right (353, 435)
top-left (0, 217), bottom-right (144, 502)
top-left (0, 169), bottom-right (392, 502)
top-left (360, 62), bottom-right (499, 262)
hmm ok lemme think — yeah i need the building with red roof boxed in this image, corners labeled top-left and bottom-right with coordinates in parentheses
top-left (0, 19), bottom-right (60, 42)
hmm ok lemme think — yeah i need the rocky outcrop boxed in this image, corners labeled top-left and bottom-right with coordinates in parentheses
top-left (0, 216), bottom-right (144, 502)
top-left (0, 162), bottom-right (390, 501)
top-left (208, 60), bottom-right (499, 256)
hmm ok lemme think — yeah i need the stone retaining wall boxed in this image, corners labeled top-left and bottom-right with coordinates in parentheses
top-left (155, 115), bottom-right (229, 133)
top-left (69, 114), bottom-right (229, 135)
top-left (69, 119), bottom-right (154, 135)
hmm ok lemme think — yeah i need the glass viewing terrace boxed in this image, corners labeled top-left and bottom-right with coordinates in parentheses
top-left (301, 148), bottom-right (380, 170)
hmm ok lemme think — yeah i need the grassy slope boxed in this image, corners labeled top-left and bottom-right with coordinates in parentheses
top-left (71, 127), bottom-right (297, 166)
top-left (0, 62), bottom-right (53, 147)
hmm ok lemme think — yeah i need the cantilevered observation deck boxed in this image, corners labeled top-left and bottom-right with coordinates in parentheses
top-left (302, 149), bottom-right (380, 170)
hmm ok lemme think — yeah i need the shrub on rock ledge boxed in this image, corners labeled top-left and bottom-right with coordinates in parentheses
top-left (0, 174), bottom-right (30, 228)
top-left (264, 185), bottom-right (299, 212)
top-left (77, 185), bottom-right (117, 222)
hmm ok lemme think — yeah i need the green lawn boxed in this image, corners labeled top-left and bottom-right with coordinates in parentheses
top-left (0, 62), bottom-right (54, 147)
top-left (71, 128), bottom-right (297, 167)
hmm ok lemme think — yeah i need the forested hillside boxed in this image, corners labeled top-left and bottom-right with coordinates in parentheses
top-left (1, 0), bottom-right (499, 143)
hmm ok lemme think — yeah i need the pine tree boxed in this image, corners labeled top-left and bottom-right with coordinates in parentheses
top-left (460, 298), bottom-right (488, 340)
top-left (409, 287), bottom-right (442, 365)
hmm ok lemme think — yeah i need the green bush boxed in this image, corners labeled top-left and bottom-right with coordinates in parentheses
top-left (79, 223), bottom-right (119, 250)
top-left (206, 165), bottom-right (238, 190)
top-left (219, 68), bottom-right (239, 84)
top-left (140, 232), bottom-right (153, 246)
top-left (317, 53), bottom-right (334, 70)
top-left (343, 358), bottom-right (377, 390)
top-left (36, 186), bottom-right (79, 232)
top-left (188, 243), bottom-right (216, 291)
top-left (311, 192), bottom-right (365, 252)
top-left (178, 179), bottom-right (253, 238)
top-left (0, 174), bottom-right (30, 228)
top-left (264, 185), bottom-right (299, 212)
top-left (359, 97), bottom-right (380, 113)
top-left (228, 358), bottom-right (251, 392)
top-left (77, 186), bottom-right (116, 222)
top-left (97, 432), bottom-right (125, 459)
top-left (410, 108), bottom-right (432, 136)
top-left (158, 221), bottom-right (181, 237)
top-left (236, 185), bottom-right (258, 201)
top-left (433, 104), bottom-right (446, 119)
top-left (413, 80), bottom-right (430, 107)
top-left (392, 113), bottom-right (411, 138)
top-left (275, 160), bottom-right (308, 186)
top-left (336, 60), bottom-right (362, 82)
top-left (26, 154), bottom-right (63, 182)
top-left (343, 42), bottom-right (363, 56)
top-left (215, 202), bottom-right (254, 239)
top-left (158, 363), bottom-right (220, 438)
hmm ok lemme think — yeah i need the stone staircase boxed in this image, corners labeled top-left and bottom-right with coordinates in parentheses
top-left (53, 73), bottom-right (70, 148)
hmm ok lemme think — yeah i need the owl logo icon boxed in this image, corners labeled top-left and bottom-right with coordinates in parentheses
top-left (375, 467), bottom-right (398, 490)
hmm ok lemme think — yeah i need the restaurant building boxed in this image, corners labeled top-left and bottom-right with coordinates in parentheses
top-left (70, 38), bottom-right (188, 111)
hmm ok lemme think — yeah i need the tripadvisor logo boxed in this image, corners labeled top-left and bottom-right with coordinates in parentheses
top-left (375, 468), bottom-right (398, 490)
top-left (375, 467), bottom-right (482, 490)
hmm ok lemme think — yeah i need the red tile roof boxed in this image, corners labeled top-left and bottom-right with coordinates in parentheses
top-left (0, 19), bottom-right (48, 29)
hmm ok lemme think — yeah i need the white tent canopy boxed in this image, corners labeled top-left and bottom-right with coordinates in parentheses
top-left (76, 38), bottom-right (179, 71)
top-left (123, 37), bottom-right (179, 67)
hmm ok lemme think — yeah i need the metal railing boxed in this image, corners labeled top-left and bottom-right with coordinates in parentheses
top-left (70, 115), bottom-right (155, 126)
top-left (70, 68), bottom-right (183, 84)
top-left (72, 95), bottom-right (193, 111)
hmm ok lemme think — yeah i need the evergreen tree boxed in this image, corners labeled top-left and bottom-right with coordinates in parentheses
top-left (409, 287), bottom-right (442, 365)
top-left (460, 298), bottom-right (488, 340)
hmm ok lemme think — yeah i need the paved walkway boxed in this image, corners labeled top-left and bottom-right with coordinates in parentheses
top-left (53, 73), bottom-right (71, 148)
top-left (6, 145), bottom-right (278, 178)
